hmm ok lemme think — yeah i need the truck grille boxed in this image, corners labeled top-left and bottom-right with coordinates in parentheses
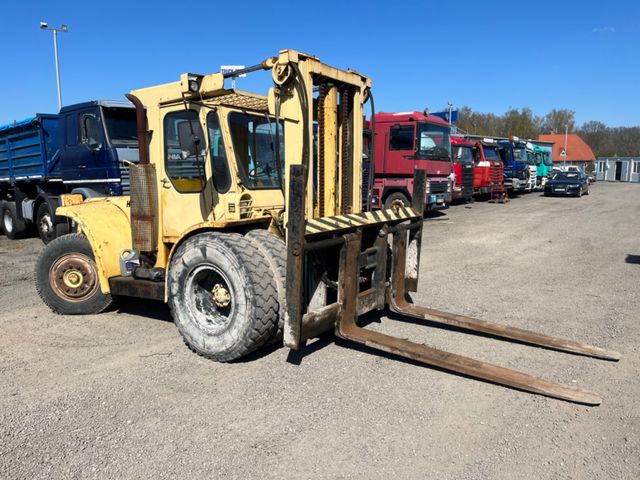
top-left (120, 162), bottom-right (131, 195)
top-left (430, 180), bottom-right (448, 194)
top-left (488, 165), bottom-right (502, 187)
top-left (462, 165), bottom-right (474, 194)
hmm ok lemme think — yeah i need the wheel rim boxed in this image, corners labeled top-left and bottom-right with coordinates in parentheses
top-left (185, 264), bottom-right (236, 334)
top-left (389, 197), bottom-right (407, 211)
top-left (49, 253), bottom-right (99, 302)
top-left (3, 210), bottom-right (13, 233)
top-left (39, 212), bottom-right (54, 238)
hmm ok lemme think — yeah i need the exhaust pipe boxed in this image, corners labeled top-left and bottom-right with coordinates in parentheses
top-left (125, 94), bottom-right (157, 255)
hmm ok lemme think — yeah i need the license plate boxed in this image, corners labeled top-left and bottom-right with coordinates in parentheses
top-left (554, 188), bottom-right (565, 192)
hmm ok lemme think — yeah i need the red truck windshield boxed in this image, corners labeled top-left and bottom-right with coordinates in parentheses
top-left (453, 145), bottom-right (473, 164)
top-left (417, 123), bottom-right (451, 159)
top-left (483, 146), bottom-right (501, 161)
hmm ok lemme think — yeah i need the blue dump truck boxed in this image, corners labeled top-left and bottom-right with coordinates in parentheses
top-left (497, 137), bottom-right (535, 192)
top-left (0, 100), bottom-right (138, 242)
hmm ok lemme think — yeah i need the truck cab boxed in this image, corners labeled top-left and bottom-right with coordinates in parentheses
top-left (498, 137), bottom-right (532, 192)
top-left (450, 136), bottom-right (474, 202)
top-left (371, 111), bottom-right (452, 211)
top-left (532, 144), bottom-right (553, 188)
top-left (472, 138), bottom-right (504, 195)
top-left (58, 101), bottom-right (138, 197)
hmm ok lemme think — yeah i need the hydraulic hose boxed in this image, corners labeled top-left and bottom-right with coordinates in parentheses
top-left (366, 91), bottom-right (376, 212)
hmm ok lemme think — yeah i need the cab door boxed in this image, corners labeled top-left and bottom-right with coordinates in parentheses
top-left (159, 107), bottom-right (210, 240)
top-left (384, 123), bottom-right (415, 175)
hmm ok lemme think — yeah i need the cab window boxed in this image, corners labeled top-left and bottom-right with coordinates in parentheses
top-left (228, 112), bottom-right (283, 189)
top-left (78, 111), bottom-right (104, 147)
top-left (164, 110), bottom-right (206, 193)
top-left (389, 125), bottom-right (414, 151)
top-left (207, 112), bottom-right (231, 193)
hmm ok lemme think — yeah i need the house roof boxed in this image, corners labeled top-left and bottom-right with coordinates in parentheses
top-left (538, 134), bottom-right (595, 162)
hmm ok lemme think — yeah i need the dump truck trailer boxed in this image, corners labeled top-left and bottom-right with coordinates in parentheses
top-left (0, 101), bottom-right (138, 242)
top-left (369, 111), bottom-right (453, 211)
top-left (35, 50), bottom-right (619, 405)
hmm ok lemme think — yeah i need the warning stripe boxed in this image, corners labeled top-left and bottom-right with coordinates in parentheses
top-left (304, 208), bottom-right (418, 236)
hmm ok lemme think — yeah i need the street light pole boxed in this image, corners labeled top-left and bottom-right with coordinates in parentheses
top-left (40, 22), bottom-right (68, 110)
top-left (564, 124), bottom-right (568, 168)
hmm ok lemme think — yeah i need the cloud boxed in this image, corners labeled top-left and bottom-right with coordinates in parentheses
top-left (592, 26), bottom-right (615, 33)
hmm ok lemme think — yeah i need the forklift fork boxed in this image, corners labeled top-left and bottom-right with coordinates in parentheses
top-left (286, 166), bottom-right (619, 406)
top-left (335, 228), bottom-right (618, 406)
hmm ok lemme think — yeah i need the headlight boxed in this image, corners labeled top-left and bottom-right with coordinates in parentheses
top-left (425, 179), bottom-right (431, 194)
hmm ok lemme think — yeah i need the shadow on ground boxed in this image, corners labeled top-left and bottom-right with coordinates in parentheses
top-left (625, 254), bottom-right (640, 264)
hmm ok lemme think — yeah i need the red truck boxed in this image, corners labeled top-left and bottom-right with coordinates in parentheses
top-left (450, 136), bottom-right (505, 197)
top-left (450, 136), bottom-right (475, 202)
top-left (370, 111), bottom-right (453, 211)
top-left (470, 137), bottom-right (505, 196)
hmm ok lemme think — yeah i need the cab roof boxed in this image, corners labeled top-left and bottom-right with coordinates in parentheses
top-left (451, 135), bottom-right (475, 147)
top-left (374, 111), bottom-right (450, 127)
top-left (59, 100), bottom-right (134, 114)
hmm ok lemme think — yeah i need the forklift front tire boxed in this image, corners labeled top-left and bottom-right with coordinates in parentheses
top-left (168, 232), bottom-right (279, 362)
top-left (35, 233), bottom-right (114, 314)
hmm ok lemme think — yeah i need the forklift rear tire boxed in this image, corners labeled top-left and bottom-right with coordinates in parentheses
top-left (35, 233), bottom-right (114, 314)
top-left (245, 229), bottom-right (286, 338)
top-left (2, 202), bottom-right (27, 240)
top-left (384, 192), bottom-right (410, 210)
top-left (168, 232), bottom-right (279, 362)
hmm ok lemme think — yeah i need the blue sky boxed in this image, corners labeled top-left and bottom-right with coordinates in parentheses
top-left (1, 0), bottom-right (638, 127)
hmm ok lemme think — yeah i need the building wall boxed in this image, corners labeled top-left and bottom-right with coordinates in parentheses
top-left (596, 157), bottom-right (640, 182)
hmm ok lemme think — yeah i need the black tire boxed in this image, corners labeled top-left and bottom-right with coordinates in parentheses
top-left (585, 186), bottom-right (590, 195)
top-left (384, 191), bottom-right (410, 210)
top-left (168, 232), bottom-right (279, 362)
top-left (1, 201), bottom-right (27, 240)
top-left (0, 201), bottom-right (5, 235)
top-left (35, 233), bottom-right (114, 314)
top-left (245, 229), bottom-right (286, 338)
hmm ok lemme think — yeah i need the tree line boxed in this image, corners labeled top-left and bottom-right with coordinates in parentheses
top-left (455, 107), bottom-right (640, 158)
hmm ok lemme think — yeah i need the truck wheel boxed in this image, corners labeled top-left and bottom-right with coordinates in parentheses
top-left (35, 233), bottom-right (114, 314)
top-left (245, 229), bottom-right (286, 338)
top-left (36, 203), bottom-right (57, 244)
top-left (384, 192), bottom-right (410, 210)
top-left (168, 232), bottom-right (279, 362)
top-left (1, 202), bottom-right (27, 240)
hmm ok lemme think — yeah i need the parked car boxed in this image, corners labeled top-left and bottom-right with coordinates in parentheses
top-left (544, 171), bottom-right (590, 197)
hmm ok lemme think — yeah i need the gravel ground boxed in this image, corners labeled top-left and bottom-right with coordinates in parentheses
top-left (0, 182), bottom-right (638, 479)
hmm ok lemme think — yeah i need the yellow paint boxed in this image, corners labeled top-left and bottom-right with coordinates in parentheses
top-left (56, 197), bottom-right (132, 293)
top-left (323, 86), bottom-right (338, 216)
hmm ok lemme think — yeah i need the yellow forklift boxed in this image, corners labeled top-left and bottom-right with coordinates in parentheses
top-left (35, 50), bottom-right (619, 404)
